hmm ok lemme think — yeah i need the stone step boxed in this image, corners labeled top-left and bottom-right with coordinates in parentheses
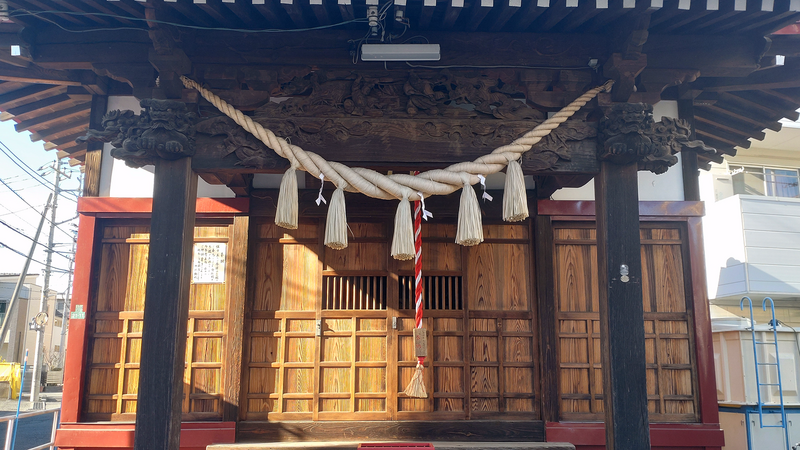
top-left (209, 442), bottom-right (575, 450)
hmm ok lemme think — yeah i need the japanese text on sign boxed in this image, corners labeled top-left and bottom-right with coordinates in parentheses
top-left (192, 243), bottom-right (227, 284)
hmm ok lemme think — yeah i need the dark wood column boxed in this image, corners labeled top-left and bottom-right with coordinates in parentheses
top-left (679, 99), bottom-right (701, 201)
top-left (534, 214), bottom-right (559, 424)
top-left (594, 161), bottom-right (650, 450)
top-left (133, 157), bottom-right (197, 450)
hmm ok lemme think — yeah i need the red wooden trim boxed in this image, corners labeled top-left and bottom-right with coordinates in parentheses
top-left (56, 422), bottom-right (236, 448)
top-left (537, 200), bottom-right (704, 217)
top-left (687, 216), bottom-right (721, 426)
top-left (545, 422), bottom-right (724, 447)
top-left (77, 197), bottom-right (249, 217)
top-left (61, 214), bottom-right (97, 423)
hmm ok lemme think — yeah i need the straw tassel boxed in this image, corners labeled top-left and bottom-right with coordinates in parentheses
top-left (324, 186), bottom-right (348, 250)
top-left (275, 166), bottom-right (299, 229)
top-left (502, 159), bottom-right (529, 222)
top-left (455, 182), bottom-right (484, 246)
top-left (403, 359), bottom-right (427, 398)
top-left (391, 195), bottom-right (415, 260)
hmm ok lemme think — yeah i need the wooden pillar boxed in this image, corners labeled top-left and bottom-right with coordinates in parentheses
top-left (83, 94), bottom-right (108, 197)
top-left (133, 157), bottom-right (197, 450)
top-left (594, 161), bottom-right (651, 450)
top-left (534, 214), bottom-right (559, 423)
top-left (679, 99), bottom-right (701, 201)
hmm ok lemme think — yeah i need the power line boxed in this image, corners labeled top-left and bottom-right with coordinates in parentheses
top-left (0, 219), bottom-right (74, 261)
top-left (0, 142), bottom-right (79, 202)
top-left (0, 242), bottom-right (70, 273)
top-left (0, 177), bottom-right (75, 240)
top-left (10, 9), bottom-right (367, 34)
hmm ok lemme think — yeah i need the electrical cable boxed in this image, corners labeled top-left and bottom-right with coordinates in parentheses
top-left (0, 177), bottom-right (76, 240)
top-left (0, 242), bottom-right (70, 273)
top-left (10, 9), bottom-right (368, 33)
top-left (0, 142), bottom-right (79, 202)
top-left (0, 219), bottom-right (75, 261)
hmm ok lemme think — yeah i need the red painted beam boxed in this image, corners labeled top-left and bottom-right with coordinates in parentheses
top-left (77, 197), bottom-right (249, 217)
top-left (546, 422), bottom-right (724, 448)
top-left (56, 422), bottom-right (236, 449)
top-left (536, 200), bottom-right (705, 217)
top-left (61, 214), bottom-right (97, 423)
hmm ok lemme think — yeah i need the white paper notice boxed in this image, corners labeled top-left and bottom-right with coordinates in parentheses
top-left (192, 243), bottom-right (227, 284)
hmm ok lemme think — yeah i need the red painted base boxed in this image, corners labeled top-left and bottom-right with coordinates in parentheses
top-left (55, 422), bottom-right (236, 449)
top-left (546, 422), bottom-right (724, 450)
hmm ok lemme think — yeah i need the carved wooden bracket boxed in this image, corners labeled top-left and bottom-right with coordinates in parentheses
top-left (78, 98), bottom-right (198, 168)
top-left (597, 103), bottom-right (717, 174)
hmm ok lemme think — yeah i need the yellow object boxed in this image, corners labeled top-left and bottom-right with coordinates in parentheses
top-left (0, 363), bottom-right (22, 399)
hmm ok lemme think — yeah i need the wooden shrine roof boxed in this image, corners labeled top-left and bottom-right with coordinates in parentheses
top-left (0, 0), bottom-right (797, 170)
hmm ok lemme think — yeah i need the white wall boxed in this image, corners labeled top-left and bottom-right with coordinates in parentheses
top-left (551, 100), bottom-right (685, 201)
top-left (100, 96), bottom-right (235, 198)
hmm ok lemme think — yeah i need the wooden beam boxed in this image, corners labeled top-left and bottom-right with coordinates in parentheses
top-left (594, 161), bottom-right (650, 450)
top-left (534, 214), bottom-right (559, 423)
top-left (678, 99), bottom-right (700, 202)
top-left (5, 93), bottom-right (73, 117)
top-left (0, 84), bottom-right (64, 109)
top-left (29, 117), bottom-right (90, 142)
top-left (83, 94), bottom-right (107, 197)
top-left (0, 65), bottom-right (89, 86)
top-left (222, 215), bottom-right (249, 421)
top-left (14, 102), bottom-right (91, 132)
top-left (132, 156), bottom-right (198, 450)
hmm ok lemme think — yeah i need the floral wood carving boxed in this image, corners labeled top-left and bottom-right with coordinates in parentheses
top-left (77, 99), bottom-right (198, 168)
top-left (193, 114), bottom-right (593, 172)
top-left (597, 103), bottom-right (716, 174)
top-left (258, 70), bottom-right (544, 121)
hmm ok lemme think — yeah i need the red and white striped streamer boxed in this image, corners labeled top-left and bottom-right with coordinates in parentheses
top-left (414, 199), bottom-right (423, 333)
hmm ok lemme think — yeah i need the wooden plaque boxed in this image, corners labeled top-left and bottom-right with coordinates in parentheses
top-left (413, 327), bottom-right (427, 357)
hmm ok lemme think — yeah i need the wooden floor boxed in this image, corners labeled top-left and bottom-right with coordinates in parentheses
top-left (208, 442), bottom-right (575, 450)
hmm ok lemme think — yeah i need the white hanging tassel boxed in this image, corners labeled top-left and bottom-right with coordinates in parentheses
top-left (324, 185), bottom-right (348, 250)
top-left (455, 181), bottom-right (484, 246)
top-left (391, 194), bottom-right (415, 261)
top-left (503, 159), bottom-right (529, 222)
top-left (275, 166), bottom-right (299, 230)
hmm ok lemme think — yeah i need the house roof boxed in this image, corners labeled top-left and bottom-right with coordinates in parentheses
top-left (0, 0), bottom-right (798, 170)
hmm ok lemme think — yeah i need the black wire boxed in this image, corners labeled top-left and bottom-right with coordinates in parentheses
top-left (0, 242), bottom-right (70, 273)
top-left (0, 142), bottom-right (78, 202)
top-left (0, 219), bottom-right (75, 261)
top-left (10, 9), bottom-right (368, 33)
top-left (0, 177), bottom-right (75, 240)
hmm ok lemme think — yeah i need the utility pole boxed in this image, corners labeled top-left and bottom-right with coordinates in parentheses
top-left (58, 227), bottom-right (76, 367)
top-left (0, 195), bottom-right (52, 362)
top-left (30, 160), bottom-right (62, 402)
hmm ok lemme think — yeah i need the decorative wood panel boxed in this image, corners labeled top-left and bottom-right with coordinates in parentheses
top-left (553, 223), bottom-right (699, 423)
top-left (83, 223), bottom-right (236, 421)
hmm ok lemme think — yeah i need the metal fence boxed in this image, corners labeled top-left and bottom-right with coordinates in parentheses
top-left (0, 408), bottom-right (59, 450)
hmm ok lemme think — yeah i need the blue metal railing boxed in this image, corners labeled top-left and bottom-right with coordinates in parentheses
top-left (741, 296), bottom-right (791, 450)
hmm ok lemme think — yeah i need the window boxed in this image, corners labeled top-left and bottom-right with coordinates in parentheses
top-left (731, 165), bottom-right (800, 198)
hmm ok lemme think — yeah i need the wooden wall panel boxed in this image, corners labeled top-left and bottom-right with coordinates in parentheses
top-left (554, 223), bottom-right (699, 423)
top-left (82, 223), bottom-right (236, 421)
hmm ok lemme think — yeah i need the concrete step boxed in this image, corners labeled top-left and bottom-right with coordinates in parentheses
top-left (209, 442), bottom-right (575, 450)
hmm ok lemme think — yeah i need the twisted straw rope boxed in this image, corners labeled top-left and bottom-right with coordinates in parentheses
top-left (181, 76), bottom-right (613, 201)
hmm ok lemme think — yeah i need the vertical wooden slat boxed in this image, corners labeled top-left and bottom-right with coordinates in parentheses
top-left (223, 216), bottom-right (248, 421)
top-left (115, 317), bottom-right (129, 415)
top-left (183, 318), bottom-right (195, 413)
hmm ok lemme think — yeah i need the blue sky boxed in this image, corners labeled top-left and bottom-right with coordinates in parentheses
top-left (0, 120), bottom-right (81, 295)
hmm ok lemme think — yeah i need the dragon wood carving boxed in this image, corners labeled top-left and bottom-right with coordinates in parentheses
top-left (78, 99), bottom-right (199, 168)
top-left (598, 103), bottom-right (717, 174)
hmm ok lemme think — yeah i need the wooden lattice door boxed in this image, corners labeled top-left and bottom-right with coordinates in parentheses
top-left (243, 220), bottom-right (391, 420)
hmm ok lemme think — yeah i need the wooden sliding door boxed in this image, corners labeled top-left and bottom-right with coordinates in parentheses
top-left (243, 218), bottom-right (538, 422)
top-left (82, 220), bottom-right (243, 421)
top-left (553, 223), bottom-right (699, 423)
